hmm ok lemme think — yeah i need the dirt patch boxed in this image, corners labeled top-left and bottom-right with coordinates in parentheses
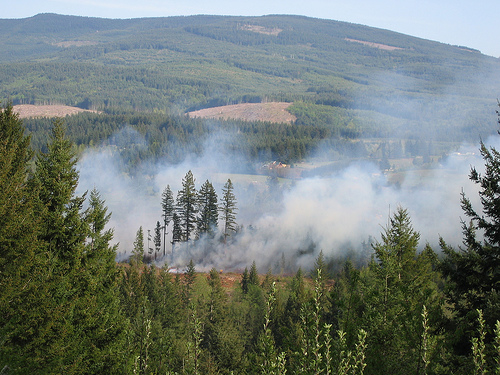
top-left (187, 102), bottom-right (296, 124)
top-left (54, 40), bottom-right (99, 48)
top-left (13, 104), bottom-right (98, 119)
top-left (239, 24), bottom-right (282, 36)
top-left (345, 38), bottom-right (404, 51)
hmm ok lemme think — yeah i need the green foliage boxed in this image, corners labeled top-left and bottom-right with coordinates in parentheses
top-left (241, 267), bottom-right (250, 294)
top-left (161, 185), bottom-right (175, 257)
top-left (441, 109), bottom-right (500, 369)
top-left (154, 221), bottom-right (162, 260)
top-left (0, 103), bottom-right (44, 372)
top-left (185, 259), bottom-right (197, 301)
top-left (197, 180), bottom-right (219, 237)
top-left (132, 226), bottom-right (145, 266)
top-left (5, 102), bottom-right (500, 374)
top-left (258, 282), bottom-right (287, 375)
top-left (1, 13), bottom-right (498, 150)
top-left (0, 117), bottom-right (128, 373)
top-left (472, 310), bottom-right (487, 375)
top-left (177, 170), bottom-right (198, 242)
top-left (249, 261), bottom-right (259, 286)
top-left (220, 179), bottom-right (238, 242)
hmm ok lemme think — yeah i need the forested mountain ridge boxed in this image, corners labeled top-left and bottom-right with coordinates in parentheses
top-left (1, 13), bottom-right (500, 144)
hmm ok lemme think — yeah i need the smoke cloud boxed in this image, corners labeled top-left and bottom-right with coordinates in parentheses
top-left (76, 126), bottom-right (492, 273)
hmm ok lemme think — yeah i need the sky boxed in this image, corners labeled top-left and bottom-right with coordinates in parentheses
top-left (2, 0), bottom-right (500, 58)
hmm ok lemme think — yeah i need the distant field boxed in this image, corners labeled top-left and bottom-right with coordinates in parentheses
top-left (187, 102), bottom-right (296, 123)
top-left (13, 104), bottom-right (98, 119)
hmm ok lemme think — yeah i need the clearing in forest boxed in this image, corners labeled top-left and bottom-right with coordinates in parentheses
top-left (13, 104), bottom-right (98, 118)
top-left (187, 102), bottom-right (296, 124)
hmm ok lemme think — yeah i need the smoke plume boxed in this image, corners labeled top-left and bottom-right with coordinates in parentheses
top-left (76, 126), bottom-right (494, 273)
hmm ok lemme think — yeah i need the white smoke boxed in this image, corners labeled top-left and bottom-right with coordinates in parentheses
top-left (75, 124), bottom-right (495, 273)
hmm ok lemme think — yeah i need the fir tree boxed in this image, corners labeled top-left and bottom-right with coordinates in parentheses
top-left (29, 119), bottom-right (89, 371)
top-left (161, 185), bottom-right (174, 256)
top-left (0, 103), bottom-right (45, 371)
top-left (241, 267), bottom-right (250, 294)
top-left (35, 118), bottom-right (86, 267)
top-left (13, 119), bottom-right (127, 373)
top-left (197, 179), bottom-right (218, 237)
top-left (132, 226), bottom-right (145, 266)
top-left (78, 188), bottom-right (127, 373)
top-left (85, 188), bottom-right (114, 253)
top-left (154, 221), bottom-right (162, 261)
top-left (171, 212), bottom-right (182, 261)
top-left (220, 179), bottom-right (237, 243)
top-left (0, 102), bottom-right (37, 308)
top-left (176, 170), bottom-right (198, 242)
top-left (441, 112), bottom-right (500, 366)
top-left (184, 259), bottom-right (197, 302)
top-left (249, 260), bottom-right (259, 286)
top-left (366, 206), bottom-right (440, 375)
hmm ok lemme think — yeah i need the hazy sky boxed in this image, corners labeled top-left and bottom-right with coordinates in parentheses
top-left (3, 0), bottom-right (499, 58)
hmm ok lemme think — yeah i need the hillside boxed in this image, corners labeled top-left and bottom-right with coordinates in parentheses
top-left (1, 13), bottom-right (500, 143)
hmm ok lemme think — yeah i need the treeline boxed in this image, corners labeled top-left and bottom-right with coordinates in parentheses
top-left (3, 102), bottom-right (500, 374)
top-left (22, 110), bottom-right (355, 167)
top-left (20, 108), bottom-right (463, 175)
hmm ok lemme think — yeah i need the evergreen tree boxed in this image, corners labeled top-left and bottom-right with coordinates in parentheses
top-left (78, 188), bottom-right (128, 373)
top-left (12, 119), bottom-right (128, 373)
top-left (365, 206), bottom-right (441, 375)
top-left (132, 226), bottom-right (145, 266)
top-left (176, 170), bottom-right (198, 242)
top-left (277, 267), bottom-right (310, 366)
top-left (35, 118), bottom-right (87, 267)
top-left (171, 212), bottom-right (182, 261)
top-left (29, 119), bottom-right (90, 371)
top-left (0, 102), bottom-right (37, 308)
top-left (202, 268), bottom-right (245, 373)
top-left (197, 179), bottom-right (218, 237)
top-left (441, 121), bottom-right (500, 367)
top-left (161, 185), bottom-right (174, 257)
top-left (241, 267), bottom-right (250, 294)
top-left (249, 260), bottom-right (259, 286)
top-left (0, 103), bottom-right (45, 371)
top-left (183, 258), bottom-right (197, 305)
top-left (220, 179), bottom-right (238, 243)
top-left (154, 220), bottom-right (162, 261)
top-left (331, 260), bottom-right (364, 347)
top-left (313, 250), bottom-right (330, 281)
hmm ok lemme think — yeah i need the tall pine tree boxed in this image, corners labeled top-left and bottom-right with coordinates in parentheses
top-left (176, 170), bottom-right (198, 242)
top-left (30, 119), bottom-right (126, 373)
top-left (0, 103), bottom-right (46, 372)
top-left (219, 179), bottom-right (237, 243)
top-left (364, 206), bottom-right (441, 375)
top-left (441, 112), bottom-right (500, 368)
top-left (197, 179), bottom-right (218, 237)
top-left (161, 185), bottom-right (174, 257)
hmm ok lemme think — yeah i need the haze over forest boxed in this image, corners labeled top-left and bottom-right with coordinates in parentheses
top-left (5, 12), bottom-right (500, 375)
top-left (2, 13), bottom-right (500, 270)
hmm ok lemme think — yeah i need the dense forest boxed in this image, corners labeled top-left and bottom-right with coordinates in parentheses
top-left (2, 100), bottom-right (500, 374)
top-left (2, 13), bottom-right (500, 374)
top-left (1, 13), bottom-right (500, 144)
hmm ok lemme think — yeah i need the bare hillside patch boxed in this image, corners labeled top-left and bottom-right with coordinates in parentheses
top-left (345, 38), bottom-right (404, 51)
top-left (13, 104), bottom-right (98, 119)
top-left (239, 24), bottom-right (282, 36)
top-left (187, 102), bottom-right (296, 123)
top-left (54, 40), bottom-right (99, 48)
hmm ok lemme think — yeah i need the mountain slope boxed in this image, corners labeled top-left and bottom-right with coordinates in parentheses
top-left (1, 13), bottom-right (499, 140)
